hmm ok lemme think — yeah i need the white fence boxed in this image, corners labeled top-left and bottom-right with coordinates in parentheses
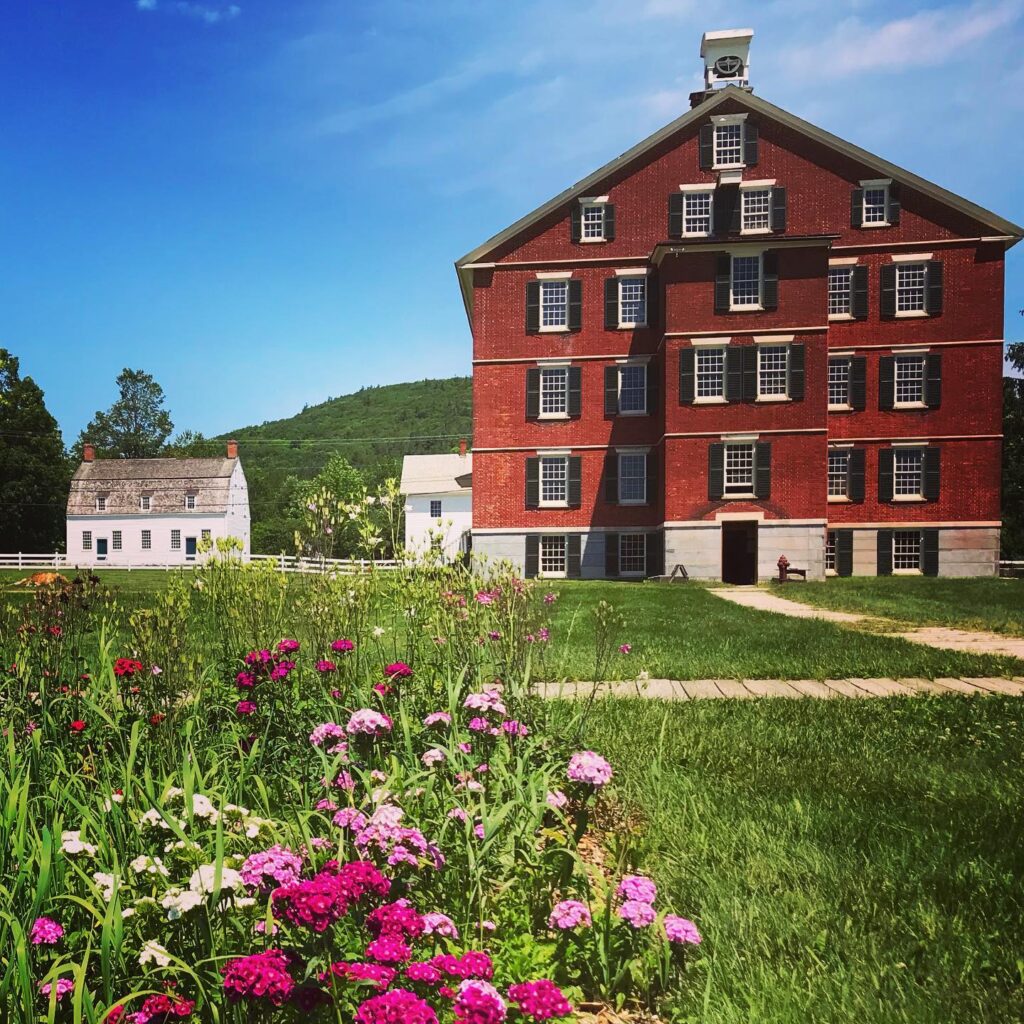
top-left (0, 553), bottom-right (399, 575)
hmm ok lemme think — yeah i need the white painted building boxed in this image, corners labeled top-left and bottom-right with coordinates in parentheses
top-left (400, 449), bottom-right (472, 558)
top-left (65, 442), bottom-right (250, 566)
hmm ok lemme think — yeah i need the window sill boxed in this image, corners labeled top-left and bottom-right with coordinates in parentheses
top-left (682, 232), bottom-right (712, 239)
top-left (755, 394), bottom-right (791, 403)
top-left (893, 568), bottom-right (923, 576)
top-left (714, 163), bottom-right (746, 172)
top-left (728, 305), bottom-right (765, 313)
top-left (894, 401), bottom-right (927, 410)
top-left (694, 396), bottom-right (728, 405)
top-left (538, 326), bottom-right (571, 334)
top-left (825, 569), bottom-right (837, 577)
top-left (538, 502), bottom-right (570, 509)
top-left (828, 403), bottom-right (853, 412)
top-left (618, 409), bottom-right (648, 417)
top-left (827, 496), bottom-right (851, 504)
top-left (539, 572), bottom-right (567, 579)
top-left (828, 313), bottom-right (854, 322)
top-left (618, 499), bottom-right (648, 506)
top-left (538, 413), bottom-right (570, 421)
top-left (722, 493), bottom-right (757, 500)
top-left (617, 323), bottom-right (648, 330)
top-left (859, 221), bottom-right (891, 229)
top-left (578, 237), bottom-right (606, 244)
top-left (895, 310), bottom-right (929, 319)
top-left (891, 495), bottom-right (926, 503)
top-left (740, 228), bottom-right (771, 236)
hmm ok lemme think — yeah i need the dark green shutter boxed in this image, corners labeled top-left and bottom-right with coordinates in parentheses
top-left (848, 448), bottom-right (865, 503)
top-left (679, 348), bottom-right (695, 404)
top-left (603, 452), bottom-right (618, 504)
top-left (644, 451), bottom-right (656, 505)
top-left (567, 366), bottom-right (582, 418)
top-left (604, 277), bottom-right (619, 329)
top-left (771, 186), bottom-right (787, 232)
top-left (850, 356), bottom-right (867, 410)
top-left (741, 345), bottom-right (757, 403)
top-left (879, 356), bottom-right (895, 410)
top-left (923, 447), bottom-right (940, 502)
top-left (568, 280), bottom-right (582, 331)
top-left (570, 206), bottom-right (582, 243)
top-left (877, 531), bottom-right (893, 576)
top-left (743, 121), bottom-right (758, 166)
top-left (851, 265), bottom-right (868, 318)
top-left (925, 261), bottom-right (943, 316)
top-left (921, 529), bottom-right (939, 577)
top-left (668, 193), bottom-right (684, 238)
top-left (525, 536), bottom-right (539, 578)
top-left (526, 368), bottom-right (540, 420)
top-left (708, 443), bottom-right (725, 500)
top-left (725, 347), bottom-right (742, 403)
top-left (878, 449), bottom-right (894, 503)
top-left (605, 533), bottom-right (619, 577)
top-left (567, 535), bottom-right (582, 578)
top-left (755, 442), bottom-right (771, 499)
top-left (646, 364), bottom-right (658, 415)
top-left (880, 264), bottom-right (896, 319)
top-left (567, 457), bottom-right (582, 508)
top-left (604, 366), bottom-right (619, 417)
top-left (603, 203), bottom-right (616, 241)
top-left (714, 254), bottom-right (730, 313)
top-left (835, 530), bottom-right (854, 577)
top-left (925, 354), bottom-right (942, 409)
top-left (887, 182), bottom-right (901, 225)
top-left (526, 282), bottom-right (540, 332)
top-left (788, 344), bottom-right (805, 400)
top-left (646, 531), bottom-right (664, 577)
top-left (698, 124), bottom-right (714, 170)
top-left (850, 188), bottom-right (864, 228)
top-left (762, 251), bottom-right (779, 310)
top-left (525, 457), bottom-right (540, 509)
top-left (714, 187), bottom-right (739, 235)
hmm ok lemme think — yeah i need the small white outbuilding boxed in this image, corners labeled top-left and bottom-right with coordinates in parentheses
top-left (400, 447), bottom-right (472, 558)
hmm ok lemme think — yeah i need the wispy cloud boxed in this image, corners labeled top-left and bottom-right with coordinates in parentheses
top-left (135, 1), bottom-right (241, 23)
top-left (136, 0), bottom-right (157, 9)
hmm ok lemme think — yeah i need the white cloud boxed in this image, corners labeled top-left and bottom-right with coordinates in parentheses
top-left (136, 0), bottom-right (157, 9)
top-left (137, 1), bottom-right (240, 22)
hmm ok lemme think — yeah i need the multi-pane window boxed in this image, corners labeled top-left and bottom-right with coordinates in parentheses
top-left (619, 534), bottom-right (647, 576)
top-left (618, 365), bottom-right (647, 414)
top-left (201, 529), bottom-right (211, 542)
top-left (758, 345), bottom-right (788, 397)
top-left (696, 348), bottom-right (726, 399)
top-left (96, 496), bottom-right (106, 512)
top-left (863, 186), bottom-right (888, 225)
top-left (618, 278), bottom-right (647, 326)
top-left (825, 531), bottom-right (837, 574)
top-left (539, 535), bottom-right (567, 577)
top-left (581, 204), bottom-right (605, 240)
top-left (618, 453), bottom-right (647, 504)
top-left (540, 281), bottom-right (569, 329)
top-left (828, 358), bottom-right (850, 407)
top-left (540, 368), bottom-right (568, 417)
top-left (185, 494), bottom-right (197, 510)
top-left (82, 531), bottom-right (92, 551)
top-left (713, 122), bottom-right (743, 167)
top-left (540, 456), bottom-right (568, 506)
top-left (741, 189), bottom-right (771, 231)
top-left (896, 263), bottom-right (926, 313)
top-left (140, 495), bottom-right (151, 511)
top-left (171, 529), bottom-right (181, 550)
top-left (893, 530), bottom-right (922, 572)
top-left (828, 451), bottom-right (850, 498)
top-left (724, 444), bottom-right (755, 496)
top-left (141, 530), bottom-right (151, 550)
top-left (894, 449), bottom-right (924, 498)
top-left (112, 530), bottom-right (122, 551)
top-left (894, 355), bottom-right (926, 405)
top-left (828, 267), bottom-right (852, 315)
top-left (731, 255), bottom-right (761, 308)
top-left (430, 500), bottom-right (442, 518)
top-left (683, 191), bottom-right (712, 235)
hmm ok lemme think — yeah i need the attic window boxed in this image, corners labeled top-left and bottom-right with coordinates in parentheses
top-left (574, 196), bottom-right (613, 243)
top-left (712, 115), bottom-right (746, 168)
top-left (95, 496), bottom-right (107, 512)
top-left (140, 495), bottom-right (152, 512)
top-left (184, 493), bottom-right (197, 511)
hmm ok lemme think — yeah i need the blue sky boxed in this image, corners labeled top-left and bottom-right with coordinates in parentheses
top-left (2, 0), bottom-right (1022, 441)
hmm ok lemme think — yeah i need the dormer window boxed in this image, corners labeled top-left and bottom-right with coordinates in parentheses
top-left (571, 197), bottom-right (615, 243)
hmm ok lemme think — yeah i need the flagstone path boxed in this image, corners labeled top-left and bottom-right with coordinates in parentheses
top-left (712, 587), bottom-right (1024, 661)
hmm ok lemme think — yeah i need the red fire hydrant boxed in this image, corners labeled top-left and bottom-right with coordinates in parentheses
top-left (777, 554), bottom-right (790, 582)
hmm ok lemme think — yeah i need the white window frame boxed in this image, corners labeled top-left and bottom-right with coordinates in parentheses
top-left (539, 535), bottom-right (568, 578)
top-left (678, 185), bottom-right (714, 237)
top-left (539, 455), bottom-right (569, 508)
top-left (82, 531), bottom-right (92, 551)
top-left (739, 186), bottom-right (772, 234)
top-left (894, 354), bottom-right (927, 408)
top-left (184, 493), bottom-right (197, 511)
top-left (617, 276), bottom-right (647, 328)
top-left (95, 496), bottom-right (107, 512)
top-left (201, 529), bottom-right (211, 542)
top-left (617, 451), bottom-right (648, 505)
top-left (694, 344), bottom-right (727, 403)
top-left (140, 495), bottom-right (152, 512)
top-left (892, 530), bottom-right (923, 574)
top-left (756, 343), bottom-right (790, 402)
top-left (430, 499), bottom-right (442, 519)
top-left (170, 529), bottom-right (181, 551)
top-left (730, 254), bottom-right (763, 311)
top-left (579, 198), bottom-right (608, 243)
top-left (617, 363), bottom-right (648, 416)
top-left (112, 530), bottom-right (122, 551)
top-left (619, 534), bottom-right (647, 577)
top-left (538, 366), bottom-right (569, 419)
top-left (539, 278), bottom-right (570, 333)
top-left (895, 262), bottom-right (928, 318)
top-left (141, 529), bottom-right (152, 551)
top-left (827, 450), bottom-right (850, 501)
top-left (828, 266), bottom-right (854, 319)
top-left (712, 114), bottom-right (747, 170)
top-left (860, 179), bottom-right (891, 228)
top-left (723, 442), bottom-right (756, 498)
top-left (892, 447), bottom-right (926, 502)
top-left (825, 531), bottom-right (837, 576)
top-left (828, 357), bottom-right (851, 410)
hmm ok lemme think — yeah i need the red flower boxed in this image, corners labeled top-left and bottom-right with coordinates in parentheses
top-left (113, 658), bottom-right (144, 678)
top-left (149, 713), bottom-right (166, 726)
top-left (69, 720), bottom-right (87, 733)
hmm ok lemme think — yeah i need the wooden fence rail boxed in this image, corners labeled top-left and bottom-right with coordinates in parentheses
top-left (0, 553), bottom-right (399, 574)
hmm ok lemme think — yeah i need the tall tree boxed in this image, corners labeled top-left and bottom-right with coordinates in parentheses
top-left (75, 368), bottom-right (173, 459)
top-left (1003, 342), bottom-right (1024, 559)
top-left (0, 349), bottom-right (69, 551)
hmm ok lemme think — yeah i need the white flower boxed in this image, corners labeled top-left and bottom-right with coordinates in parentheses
top-left (165, 787), bottom-right (185, 801)
top-left (61, 830), bottom-right (97, 856)
top-left (242, 815), bottom-right (272, 839)
top-left (92, 872), bottom-right (116, 900)
top-left (130, 855), bottom-right (169, 877)
top-left (422, 748), bottom-right (446, 767)
top-left (364, 495), bottom-right (376, 505)
top-left (404, 504), bottom-right (414, 513)
top-left (189, 864), bottom-right (243, 894)
top-left (139, 939), bottom-right (171, 968)
top-left (138, 808), bottom-right (182, 831)
top-left (121, 907), bottom-right (136, 919)
top-left (160, 888), bottom-right (204, 920)
top-left (163, 839), bottom-right (201, 853)
top-left (188, 794), bottom-right (219, 821)
top-left (102, 792), bottom-right (124, 812)
top-left (372, 626), bottom-right (386, 638)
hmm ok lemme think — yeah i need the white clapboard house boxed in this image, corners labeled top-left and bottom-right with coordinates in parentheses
top-left (65, 442), bottom-right (250, 566)
top-left (400, 445), bottom-right (472, 558)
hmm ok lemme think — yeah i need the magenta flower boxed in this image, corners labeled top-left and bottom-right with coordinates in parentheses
top-left (618, 643), bottom-right (632, 654)
top-left (276, 639), bottom-right (300, 654)
top-left (316, 660), bottom-right (337, 673)
top-left (331, 638), bottom-right (355, 653)
top-left (405, 961), bottom-right (444, 984)
top-left (423, 711), bottom-right (451, 727)
top-left (325, 961), bottom-right (396, 990)
top-left (346, 709), bottom-right (393, 737)
top-left (355, 988), bottom-right (437, 1024)
top-left (567, 751), bottom-right (612, 786)
top-left (454, 979), bottom-right (506, 1024)
top-left (664, 915), bottom-right (702, 945)
top-left (422, 911), bottom-right (459, 938)
top-left (467, 717), bottom-right (489, 733)
top-left (384, 662), bottom-right (413, 678)
top-left (616, 874), bottom-right (657, 904)
top-left (508, 979), bottom-right (572, 1021)
top-left (236, 700), bottom-right (257, 716)
top-left (500, 720), bottom-right (529, 737)
top-left (240, 845), bottom-right (303, 892)
top-left (38, 978), bottom-right (74, 1002)
top-left (222, 949), bottom-right (295, 1005)
top-left (30, 917), bottom-right (63, 945)
top-left (548, 899), bottom-right (591, 930)
top-left (617, 899), bottom-right (656, 928)
top-left (474, 591), bottom-right (495, 605)
top-left (543, 592), bottom-right (558, 604)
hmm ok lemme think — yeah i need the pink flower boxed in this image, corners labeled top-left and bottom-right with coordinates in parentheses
top-left (355, 988), bottom-right (437, 1024)
top-left (507, 980), bottom-right (572, 1021)
top-left (500, 720), bottom-right (529, 738)
top-left (454, 979), bottom-right (506, 1024)
top-left (405, 961), bottom-right (444, 985)
top-left (384, 661), bottom-right (413, 678)
top-left (333, 807), bottom-right (368, 832)
top-left (545, 790), bottom-right (568, 810)
top-left (30, 917), bottom-right (63, 945)
top-left (543, 592), bottom-right (558, 604)
top-left (423, 711), bottom-right (451, 727)
top-left (346, 709), bottom-right (393, 737)
top-left (430, 951), bottom-right (494, 980)
top-left (473, 823), bottom-right (485, 840)
top-left (422, 911), bottom-right (459, 938)
top-left (616, 874), bottom-right (657, 905)
top-left (331, 638), bottom-right (355, 653)
top-left (236, 700), bottom-right (257, 716)
top-left (664, 915), bottom-right (702, 945)
top-left (618, 643), bottom-right (632, 654)
top-left (474, 591), bottom-right (495, 605)
top-left (277, 639), bottom-right (300, 654)
top-left (467, 717), bottom-right (489, 733)
top-left (316, 660), bottom-right (337, 673)
top-left (448, 807), bottom-right (469, 823)
top-left (422, 748), bottom-right (446, 767)
top-left (617, 899), bottom-right (656, 928)
top-left (548, 900), bottom-right (591, 930)
top-left (365, 935), bottom-right (413, 963)
top-left (240, 845), bottom-right (303, 892)
top-left (222, 949), bottom-right (295, 1005)
top-left (310, 722), bottom-right (347, 749)
top-left (567, 751), bottom-right (612, 787)
top-left (458, 742), bottom-right (472, 754)
top-left (463, 690), bottom-right (506, 716)
top-left (38, 978), bottom-right (74, 1002)
top-left (325, 961), bottom-right (396, 990)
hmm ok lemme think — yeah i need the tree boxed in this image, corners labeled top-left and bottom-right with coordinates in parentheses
top-left (75, 368), bottom-right (173, 459)
top-left (0, 349), bottom-right (70, 551)
top-left (163, 430), bottom-right (220, 457)
top-left (1003, 342), bottom-right (1024, 558)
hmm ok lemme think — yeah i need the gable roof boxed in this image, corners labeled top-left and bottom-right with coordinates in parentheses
top-left (400, 453), bottom-right (472, 495)
top-left (454, 86), bottom-right (1022, 319)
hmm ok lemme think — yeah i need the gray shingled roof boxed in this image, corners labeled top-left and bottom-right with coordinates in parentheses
top-left (400, 453), bottom-right (472, 495)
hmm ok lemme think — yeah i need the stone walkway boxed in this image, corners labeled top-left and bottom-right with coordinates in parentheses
top-left (712, 587), bottom-right (1024, 661)
top-left (540, 677), bottom-right (1024, 700)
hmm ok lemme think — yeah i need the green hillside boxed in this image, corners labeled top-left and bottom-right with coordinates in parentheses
top-left (216, 377), bottom-right (472, 552)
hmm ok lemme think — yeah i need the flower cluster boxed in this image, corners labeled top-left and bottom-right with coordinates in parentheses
top-left (507, 980), bottom-right (572, 1021)
top-left (240, 845), bottom-right (303, 892)
top-left (566, 751), bottom-right (613, 787)
top-left (347, 708), bottom-right (393, 737)
top-left (30, 916), bottom-right (63, 945)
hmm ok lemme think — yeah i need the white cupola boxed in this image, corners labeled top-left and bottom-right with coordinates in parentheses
top-left (700, 29), bottom-right (754, 91)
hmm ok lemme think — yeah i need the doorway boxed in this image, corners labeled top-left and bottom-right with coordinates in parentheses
top-left (722, 521), bottom-right (757, 585)
top-left (96, 537), bottom-right (108, 562)
top-left (185, 537), bottom-right (197, 561)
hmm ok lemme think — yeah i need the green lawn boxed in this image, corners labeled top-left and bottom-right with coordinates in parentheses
top-left (560, 695), bottom-right (1024, 1023)
top-left (0, 567), bottom-right (172, 595)
top-left (781, 577), bottom-right (1024, 637)
top-left (544, 581), bottom-right (1024, 680)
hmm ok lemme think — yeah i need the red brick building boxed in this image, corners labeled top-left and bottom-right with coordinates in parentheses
top-left (455, 30), bottom-right (1021, 582)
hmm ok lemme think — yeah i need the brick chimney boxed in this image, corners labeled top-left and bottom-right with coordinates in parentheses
top-left (226, 440), bottom-right (238, 459)
top-left (83, 443), bottom-right (95, 463)
top-left (458, 438), bottom-right (467, 458)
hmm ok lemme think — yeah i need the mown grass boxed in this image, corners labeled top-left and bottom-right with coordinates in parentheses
top-left (562, 695), bottom-right (1024, 1024)
top-left (0, 568), bottom-right (172, 594)
top-left (544, 582), bottom-right (1024, 681)
top-left (781, 577), bottom-right (1024, 637)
